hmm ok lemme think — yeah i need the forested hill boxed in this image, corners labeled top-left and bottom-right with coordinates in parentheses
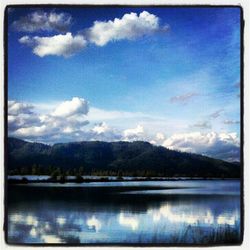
top-left (7, 137), bottom-right (240, 178)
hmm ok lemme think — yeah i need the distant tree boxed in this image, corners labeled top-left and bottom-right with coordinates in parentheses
top-left (79, 166), bottom-right (84, 176)
top-left (31, 164), bottom-right (37, 175)
top-left (20, 167), bottom-right (27, 175)
top-left (59, 173), bottom-right (66, 183)
top-left (117, 170), bottom-right (123, 180)
top-left (50, 168), bottom-right (61, 180)
top-left (75, 174), bottom-right (84, 183)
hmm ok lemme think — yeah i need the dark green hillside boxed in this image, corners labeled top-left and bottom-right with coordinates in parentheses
top-left (7, 137), bottom-right (240, 178)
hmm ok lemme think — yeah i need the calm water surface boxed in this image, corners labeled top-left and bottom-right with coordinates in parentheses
top-left (7, 180), bottom-right (241, 244)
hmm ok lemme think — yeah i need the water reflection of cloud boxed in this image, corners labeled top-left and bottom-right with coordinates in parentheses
top-left (30, 227), bottom-right (37, 237)
top-left (118, 213), bottom-right (139, 231)
top-left (9, 213), bottom-right (66, 243)
top-left (45, 222), bottom-right (51, 230)
top-left (41, 234), bottom-right (64, 243)
top-left (8, 197), bottom-right (240, 244)
top-left (26, 215), bottom-right (38, 226)
top-left (10, 213), bottom-right (23, 223)
top-left (86, 216), bottom-right (102, 232)
top-left (56, 216), bottom-right (66, 225)
top-left (148, 204), bottom-right (238, 226)
top-left (217, 214), bottom-right (236, 226)
top-left (10, 213), bottom-right (39, 227)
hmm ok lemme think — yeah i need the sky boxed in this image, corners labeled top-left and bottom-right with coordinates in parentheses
top-left (7, 6), bottom-right (241, 161)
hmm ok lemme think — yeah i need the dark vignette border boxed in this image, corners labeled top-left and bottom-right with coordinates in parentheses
top-left (3, 4), bottom-right (244, 247)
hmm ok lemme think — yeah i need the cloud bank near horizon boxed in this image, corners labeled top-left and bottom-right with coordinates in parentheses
top-left (8, 98), bottom-right (240, 162)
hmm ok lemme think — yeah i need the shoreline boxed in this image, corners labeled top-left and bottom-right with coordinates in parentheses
top-left (7, 176), bottom-right (240, 185)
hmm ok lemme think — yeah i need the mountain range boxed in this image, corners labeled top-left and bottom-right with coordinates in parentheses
top-left (7, 137), bottom-right (240, 178)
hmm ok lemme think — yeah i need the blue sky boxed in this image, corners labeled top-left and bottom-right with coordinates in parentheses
top-left (7, 6), bottom-right (241, 161)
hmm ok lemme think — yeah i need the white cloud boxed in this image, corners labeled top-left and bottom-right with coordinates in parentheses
top-left (8, 114), bottom-right (41, 131)
top-left (8, 100), bottom-right (34, 115)
top-left (17, 11), bottom-right (168, 57)
top-left (8, 98), bottom-right (89, 141)
top-left (14, 125), bottom-right (48, 137)
top-left (218, 132), bottom-right (239, 145)
top-left (86, 11), bottom-right (168, 46)
top-left (8, 101), bottom-right (41, 132)
top-left (52, 97), bottom-right (89, 117)
top-left (156, 132), bottom-right (165, 141)
top-left (92, 122), bottom-right (110, 134)
top-left (13, 10), bottom-right (72, 32)
top-left (8, 99), bottom-right (240, 161)
top-left (162, 131), bottom-right (240, 161)
top-left (123, 125), bottom-right (144, 141)
top-left (19, 32), bottom-right (87, 57)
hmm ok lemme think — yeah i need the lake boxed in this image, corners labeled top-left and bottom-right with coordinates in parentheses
top-left (7, 180), bottom-right (241, 245)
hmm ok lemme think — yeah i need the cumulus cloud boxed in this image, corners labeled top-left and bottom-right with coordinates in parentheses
top-left (52, 97), bottom-right (89, 117)
top-left (223, 120), bottom-right (240, 125)
top-left (156, 132), bottom-right (165, 141)
top-left (123, 125), bottom-right (145, 141)
top-left (8, 100), bottom-right (41, 132)
top-left (8, 99), bottom-right (240, 161)
top-left (14, 125), bottom-right (48, 137)
top-left (8, 114), bottom-right (41, 132)
top-left (92, 122), bottom-right (110, 134)
top-left (8, 99), bottom-right (144, 143)
top-left (12, 10), bottom-right (72, 32)
top-left (150, 132), bottom-right (165, 145)
top-left (169, 92), bottom-right (198, 104)
top-left (88, 122), bottom-right (122, 141)
top-left (8, 98), bottom-right (90, 141)
top-left (162, 132), bottom-right (240, 161)
top-left (8, 100), bottom-right (34, 115)
top-left (19, 32), bottom-right (87, 57)
top-left (18, 11), bottom-right (168, 57)
top-left (85, 11), bottom-right (168, 46)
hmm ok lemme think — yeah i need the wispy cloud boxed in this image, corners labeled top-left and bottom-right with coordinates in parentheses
top-left (191, 121), bottom-right (211, 129)
top-left (234, 82), bottom-right (240, 88)
top-left (169, 92), bottom-right (199, 104)
top-left (223, 119), bottom-right (240, 125)
top-left (209, 109), bottom-right (224, 119)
